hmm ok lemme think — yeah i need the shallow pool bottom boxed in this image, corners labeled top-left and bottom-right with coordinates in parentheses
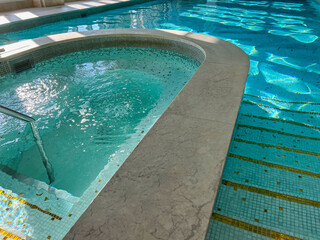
top-left (0, 46), bottom-right (200, 240)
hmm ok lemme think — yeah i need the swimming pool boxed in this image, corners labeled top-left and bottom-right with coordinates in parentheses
top-left (0, 45), bottom-right (200, 239)
top-left (0, 0), bottom-right (320, 239)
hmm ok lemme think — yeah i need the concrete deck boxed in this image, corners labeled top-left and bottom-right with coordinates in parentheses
top-left (64, 29), bottom-right (249, 240)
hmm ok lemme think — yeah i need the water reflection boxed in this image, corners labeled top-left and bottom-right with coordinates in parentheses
top-left (0, 0), bottom-right (318, 172)
top-left (0, 0), bottom-right (319, 167)
top-left (271, 1), bottom-right (304, 11)
top-left (0, 0), bottom-right (320, 238)
top-left (0, 186), bottom-right (33, 237)
top-left (266, 53), bottom-right (304, 70)
top-left (0, 47), bottom-right (199, 196)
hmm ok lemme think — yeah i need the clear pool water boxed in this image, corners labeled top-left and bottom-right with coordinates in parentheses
top-left (0, 47), bottom-right (199, 239)
top-left (0, 0), bottom-right (320, 239)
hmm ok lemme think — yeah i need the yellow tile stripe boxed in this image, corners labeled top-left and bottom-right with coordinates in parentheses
top-left (222, 180), bottom-right (320, 207)
top-left (229, 153), bottom-right (320, 179)
top-left (0, 227), bottom-right (25, 240)
top-left (0, 190), bottom-right (62, 220)
top-left (244, 93), bottom-right (320, 105)
top-left (243, 100), bottom-right (320, 115)
top-left (212, 213), bottom-right (302, 240)
top-left (237, 124), bottom-right (320, 141)
top-left (234, 138), bottom-right (320, 157)
top-left (240, 113), bottom-right (320, 131)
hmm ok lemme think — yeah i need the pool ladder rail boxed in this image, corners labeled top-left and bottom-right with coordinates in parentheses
top-left (0, 105), bottom-right (55, 184)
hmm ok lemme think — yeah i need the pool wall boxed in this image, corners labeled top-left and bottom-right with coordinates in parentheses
top-left (0, 0), bottom-right (152, 34)
top-left (0, 30), bottom-right (204, 76)
top-left (0, 29), bottom-right (249, 240)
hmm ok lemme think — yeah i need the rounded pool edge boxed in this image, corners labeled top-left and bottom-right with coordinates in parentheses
top-left (0, 29), bottom-right (208, 76)
top-left (0, 29), bottom-right (250, 240)
top-left (0, 29), bottom-right (249, 76)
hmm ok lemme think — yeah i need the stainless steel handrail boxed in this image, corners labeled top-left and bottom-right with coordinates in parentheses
top-left (0, 105), bottom-right (34, 122)
top-left (0, 105), bottom-right (55, 184)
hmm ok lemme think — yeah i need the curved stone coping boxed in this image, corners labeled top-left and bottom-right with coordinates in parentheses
top-left (0, 30), bottom-right (206, 76)
top-left (0, 29), bottom-right (250, 240)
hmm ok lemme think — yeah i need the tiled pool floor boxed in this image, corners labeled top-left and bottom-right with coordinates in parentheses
top-left (206, 97), bottom-right (320, 239)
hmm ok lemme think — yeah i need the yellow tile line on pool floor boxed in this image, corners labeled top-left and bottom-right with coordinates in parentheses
top-left (240, 114), bottom-right (320, 131)
top-left (0, 190), bottom-right (62, 220)
top-left (244, 93), bottom-right (320, 105)
top-left (243, 100), bottom-right (320, 115)
top-left (237, 124), bottom-right (320, 141)
top-left (221, 180), bottom-right (320, 207)
top-left (211, 213), bottom-right (302, 240)
top-left (0, 227), bottom-right (25, 240)
top-left (234, 138), bottom-right (320, 157)
top-left (229, 153), bottom-right (320, 179)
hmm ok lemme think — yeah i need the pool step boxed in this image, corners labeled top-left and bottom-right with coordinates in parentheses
top-left (0, 164), bottom-right (78, 204)
top-left (0, 168), bottom-right (77, 239)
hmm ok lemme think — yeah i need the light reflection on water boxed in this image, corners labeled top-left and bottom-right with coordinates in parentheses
top-left (1, 0), bottom-right (318, 104)
top-left (0, 47), bottom-right (199, 196)
top-left (0, 186), bottom-right (33, 236)
top-left (0, 0), bottom-right (320, 238)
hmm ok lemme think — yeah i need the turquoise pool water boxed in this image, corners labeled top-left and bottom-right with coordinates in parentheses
top-left (0, 0), bottom-right (320, 239)
top-left (0, 47), bottom-right (199, 239)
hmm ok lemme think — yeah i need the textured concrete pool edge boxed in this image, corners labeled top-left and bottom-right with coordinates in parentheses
top-left (0, 29), bottom-right (249, 240)
top-left (0, 0), bottom-right (152, 34)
